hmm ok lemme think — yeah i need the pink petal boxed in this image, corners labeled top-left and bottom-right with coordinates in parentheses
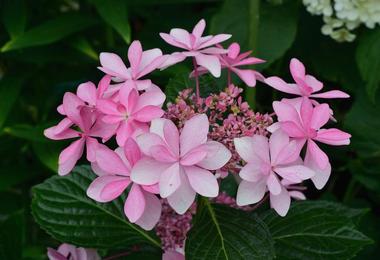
top-left (170, 28), bottom-right (191, 49)
top-left (315, 128), bottom-right (351, 145)
top-left (270, 186), bottom-right (291, 217)
top-left (195, 53), bottom-right (221, 77)
top-left (97, 75), bottom-right (111, 98)
top-left (267, 172), bottom-right (282, 195)
top-left (124, 183), bottom-right (145, 222)
top-left (96, 99), bottom-right (121, 116)
top-left (280, 121), bottom-right (306, 138)
top-left (239, 162), bottom-right (265, 182)
top-left (62, 93), bottom-right (85, 129)
top-left (85, 137), bottom-right (98, 162)
top-left (76, 82), bottom-right (97, 106)
top-left (86, 175), bottom-right (130, 202)
top-left (180, 114), bottom-right (209, 156)
top-left (233, 57), bottom-right (265, 66)
top-left (95, 146), bottom-right (130, 175)
top-left (139, 49), bottom-right (163, 71)
top-left (135, 79), bottom-right (152, 90)
top-left (135, 88), bottom-right (166, 111)
top-left (163, 250), bottom-right (185, 260)
top-left (231, 68), bottom-right (257, 87)
top-left (192, 19), bottom-right (206, 37)
top-left (289, 190), bottom-right (306, 200)
top-left (158, 52), bottom-right (187, 69)
top-left (162, 120), bottom-right (180, 157)
top-left (136, 133), bottom-right (166, 156)
top-left (274, 165), bottom-right (315, 183)
top-left (134, 191), bottom-right (162, 230)
top-left (310, 103), bottom-right (330, 129)
top-left (310, 90), bottom-right (350, 99)
top-left (300, 97), bottom-right (313, 129)
top-left (200, 47), bottom-right (228, 55)
top-left (265, 76), bottom-right (301, 95)
top-left (132, 106), bottom-right (164, 122)
top-left (228, 42), bottom-right (240, 59)
top-left (196, 141), bottom-right (231, 170)
top-left (99, 52), bottom-right (130, 79)
top-left (115, 120), bottom-right (134, 147)
top-left (305, 150), bottom-right (331, 190)
top-left (44, 126), bottom-right (79, 141)
top-left (305, 75), bottom-right (323, 92)
top-left (159, 163), bottom-right (181, 198)
top-left (137, 55), bottom-right (166, 78)
top-left (150, 145), bottom-right (177, 163)
top-left (58, 138), bottom-right (85, 176)
top-left (131, 157), bottom-right (171, 185)
top-left (184, 166), bottom-right (218, 197)
top-left (123, 138), bottom-right (142, 166)
top-left (160, 33), bottom-right (188, 49)
top-left (128, 41), bottom-right (143, 78)
top-left (167, 170), bottom-right (196, 214)
top-left (272, 101), bottom-right (303, 128)
top-left (180, 146), bottom-right (207, 166)
top-left (269, 130), bottom-right (295, 165)
top-left (53, 117), bottom-right (73, 135)
top-left (197, 34), bottom-right (232, 49)
top-left (236, 179), bottom-right (266, 206)
top-left (306, 139), bottom-right (329, 169)
top-left (289, 58), bottom-right (305, 81)
top-left (234, 135), bottom-right (270, 164)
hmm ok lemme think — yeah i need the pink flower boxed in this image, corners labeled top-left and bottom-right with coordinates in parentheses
top-left (97, 86), bottom-right (165, 146)
top-left (47, 243), bottom-right (100, 260)
top-left (265, 58), bottom-right (349, 101)
top-left (87, 138), bottom-right (162, 230)
top-left (163, 250), bottom-right (185, 260)
top-left (272, 97), bottom-right (351, 188)
top-left (234, 130), bottom-right (314, 216)
top-left (131, 114), bottom-right (231, 214)
top-left (159, 19), bottom-right (231, 77)
top-left (44, 94), bottom-right (116, 175)
top-left (99, 40), bottom-right (165, 90)
top-left (191, 42), bottom-right (265, 87)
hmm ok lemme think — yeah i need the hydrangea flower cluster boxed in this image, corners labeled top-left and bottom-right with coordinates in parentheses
top-left (44, 19), bottom-right (351, 259)
top-left (303, 0), bottom-right (380, 42)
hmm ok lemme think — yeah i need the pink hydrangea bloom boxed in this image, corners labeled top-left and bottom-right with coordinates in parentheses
top-left (265, 58), bottom-right (349, 102)
top-left (97, 86), bottom-right (165, 146)
top-left (131, 114), bottom-right (231, 214)
top-left (99, 40), bottom-right (166, 90)
top-left (87, 138), bottom-right (162, 230)
top-left (47, 243), bottom-right (100, 260)
top-left (159, 19), bottom-right (231, 77)
top-left (272, 97), bottom-right (351, 189)
top-left (191, 42), bottom-right (265, 87)
top-left (44, 94), bottom-right (116, 175)
top-left (234, 130), bottom-right (314, 216)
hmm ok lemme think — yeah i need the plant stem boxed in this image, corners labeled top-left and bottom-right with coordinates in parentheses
top-left (245, 0), bottom-right (261, 110)
top-left (192, 57), bottom-right (200, 102)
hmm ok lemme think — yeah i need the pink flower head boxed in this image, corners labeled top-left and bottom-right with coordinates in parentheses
top-left (97, 86), bottom-right (165, 146)
top-left (191, 42), bottom-right (265, 87)
top-left (87, 138), bottom-right (162, 230)
top-left (265, 58), bottom-right (349, 101)
top-left (44, 94), bottom-right (117, 175)
top-left (272, 97), bottom-right (351, 189)
top-left (159, 19), bottom-right (231, 77)
top-left (234, 130), bottom-right (314, 216)
top-left (99, 40), bottom-right (166, 90)
top-left (47, 243), bottom-right (100, 260)
top-left (131, 114), bottom-right (231, 214)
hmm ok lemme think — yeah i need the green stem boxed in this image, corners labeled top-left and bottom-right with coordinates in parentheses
top-left (245, 0), bottom-right (260, 110)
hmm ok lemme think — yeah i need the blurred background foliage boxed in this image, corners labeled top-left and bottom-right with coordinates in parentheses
top-left (0, 0), bottom-right (379, 259)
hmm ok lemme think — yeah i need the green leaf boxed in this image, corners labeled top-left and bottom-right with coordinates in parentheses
top-left (185, 199), bottom-right (275, 259)
top-left (1, 0), bottom-right (27, 39)
top-left (0, 77), bottom-right (23, 129)
top-left (356, 28), bottom-right (380, 100)
top-left (348, 158), bottom-right (380, 192)
top-left (0, 210), bottom-right (25, 260)
top-left (2, 124), bottom-right (46, 142)
top-left (1, 13), bottom-right (96, 52)
top-left (91, 0), bottom-right (131, 44)
top-left (210, 0), bottom-right (298, 69)
top-left (69, 37), bottom-right (98, 60)
top-left (260, 200), bottom-right (372, 259)
top-left (31, 166), bottom-right (161, 249)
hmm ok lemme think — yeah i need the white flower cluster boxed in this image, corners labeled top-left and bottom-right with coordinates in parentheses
top-left (303, 0), bottom-right (380, 42)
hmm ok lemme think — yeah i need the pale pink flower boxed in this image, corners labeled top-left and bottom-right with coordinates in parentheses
top-left (191, 42), bottom-right (265, 87)
top-left (265, 58), bottom-right (349, 102)
top-left (131, 114), bottom-right (231, 214)
top-left (159, 19), bottom-right (231, 77)
top-left (87, 138), bottom-right (162, 230)
top-left (234, 130), bottom-right (314, 216)
top-left (47, 243), bottom-right (100, 260)
top-left (272, 97), bottom-right (351, 189)
top-left (163, 250), bottom-right (185, 260)
top-left (99, 40), bottom-right (165, 90)
top-left (97, 86), bottom-right (165, 146)
top-left (44, 94), bottom-right (116, 175)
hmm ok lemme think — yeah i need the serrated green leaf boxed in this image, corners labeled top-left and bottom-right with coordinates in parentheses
top-left (260, 200), bottom-right (372, 260)
top-left (356, 28), bottom-right (380, 100)
top-left (31, 166), bottom-right (161, 249)
top-left (1, 13), bottom-right (96, 52)
top-left (0, 77), bottom-right (23, 129)
top-left (185, 199), bottom-right (275, 259)
top-left (91, 0), bottom-right (131, 44)
top-left (1, 0), bottom-right (27, 39)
